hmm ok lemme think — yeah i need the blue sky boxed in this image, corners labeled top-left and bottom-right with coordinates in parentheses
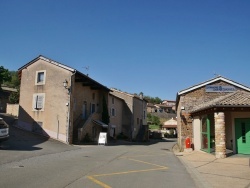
top-left (1, 1), bottom-right (250, 100)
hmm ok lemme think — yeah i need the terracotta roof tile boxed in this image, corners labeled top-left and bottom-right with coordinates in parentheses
top-left (190, 91), bottom-right (250, 113)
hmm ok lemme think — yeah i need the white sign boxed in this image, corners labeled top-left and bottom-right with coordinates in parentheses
top-left (98, 132), bottom-right (107, 145)
top-left (205, 85), bottom-right (236, 93)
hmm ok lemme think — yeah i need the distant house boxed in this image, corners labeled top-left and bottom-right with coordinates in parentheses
top-left (146, 103), bottom-right (156, 113)
top-left (18, 55), bottom-right (110, 144)
top-left (162, 117), bottom-right (177, 130)
top-left (0, 86), bottom-right (18, 113)
top-left (162, 100), bottom-right (176, 106)
top-left (109, 89), bottom-right (148, 141)
top-left (154, 103), bottom-right (176, 114)
top-left (176, 76), bottom-right (250, 158)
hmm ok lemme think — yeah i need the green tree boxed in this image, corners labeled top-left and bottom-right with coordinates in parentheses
top-left (147, 113), bottom-right (152, 124)
top-left (102, 95), bottom-right (110, 125)
top-left (144, 95), bottom-right (162, 104)
top-left (147, 113), bottom-right (160, 125)
top-left (0, 66), bottom-right (11, 86)
top-left (4, 71), bottom-right (20, 88)
top-left (9, 88), bottom-right (20, 104)
top-left (154, 97), bottom-right (162, 104)
top-left (152, 115), bottom-right (160, 125)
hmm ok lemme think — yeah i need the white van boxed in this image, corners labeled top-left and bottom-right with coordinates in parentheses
top-left (0, 118), bottom-right (9, 142)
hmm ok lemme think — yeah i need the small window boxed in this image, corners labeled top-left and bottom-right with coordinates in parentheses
top-left (92, 93), bottom-right (95, 100)
top-left (32, 93), bottom-right (45, 111)
top-left (112, 97), bottom-right (115, 104)
top-left (91, 103), bottom-right (96, 114)
top-left (111, 108), bottom-right (116, 116)
top-left (35, 70), bottom-right (46, 85)
top-left (37, 72), bottom-right (44, 82)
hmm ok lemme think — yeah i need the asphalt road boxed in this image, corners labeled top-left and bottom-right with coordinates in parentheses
top-left (0, 114), bottom-right (197, 188)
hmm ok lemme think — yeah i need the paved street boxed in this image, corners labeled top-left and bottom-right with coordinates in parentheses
top-left (0, 115), bottom-right (197, 188)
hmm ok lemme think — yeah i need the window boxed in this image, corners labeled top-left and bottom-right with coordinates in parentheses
top-left (32, 93), bottom-right (45, 111)
top-left (112, 97), bottom-right (115, 104)
top-left (110, 108), bottom-right (116, 117)
top-left (91, 103), bottom-right (95, 114)
top-left (35, 70), bottom-right (46, 85)
top-left (92, 93), bottom-right (95, 100)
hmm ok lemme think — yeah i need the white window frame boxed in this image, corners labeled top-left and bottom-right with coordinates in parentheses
top-left (32, 93), bottom-right (45, 111)
top-left (35, 70), bottom-right (46, 85)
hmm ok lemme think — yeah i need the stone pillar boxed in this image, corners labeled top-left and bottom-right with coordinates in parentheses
top-left (214, 112), bottom-right (226, 158)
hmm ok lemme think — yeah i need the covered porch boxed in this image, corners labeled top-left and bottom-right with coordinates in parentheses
top-left (191, 91), bottom-right (250, 158)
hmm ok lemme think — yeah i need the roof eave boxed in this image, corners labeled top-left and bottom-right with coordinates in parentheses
top-left (76, 71), bottom-right (110, 92)
top-left (191, 104), bottom-right (250, 114)
top-left (178, 76), bottom-right (250, 96)
top-left (18, 55), bottom-right (76, 73)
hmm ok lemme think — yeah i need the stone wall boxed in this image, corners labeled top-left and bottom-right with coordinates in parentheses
top-left (177, 80), bottom-right (245, 150)
top-left (6, 104), bottom-right (19, 117)
top-left (214, 112), bottom-right (226, 158)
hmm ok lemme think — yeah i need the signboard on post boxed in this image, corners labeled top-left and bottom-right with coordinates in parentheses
top-left (98, 132), bottom-right (107, 145)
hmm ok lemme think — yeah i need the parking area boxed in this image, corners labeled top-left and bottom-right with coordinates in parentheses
top-left (0, 113), bottom-right (79, 165)
top-left (0, 114), bottom-right (197, 188)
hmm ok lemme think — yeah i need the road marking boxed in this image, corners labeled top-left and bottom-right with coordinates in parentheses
top-left (87, 176), bottom-right (111, 188)
top-left (92, 167), bottom-right (167, 177)
top-left (127, 158), bottom-right (167, 168)
top-left (87, 156), bottom-right (168, 188)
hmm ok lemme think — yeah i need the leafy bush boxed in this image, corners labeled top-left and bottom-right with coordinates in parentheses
top-left (164, 129), bottom-right (177, 138)
top-left (147, 114), bottom-right (160, 126)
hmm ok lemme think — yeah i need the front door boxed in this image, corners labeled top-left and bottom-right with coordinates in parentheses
top-left (201, 117), bottom-right (211, 153)
top-left (235, 118), bottom-right (250, 154)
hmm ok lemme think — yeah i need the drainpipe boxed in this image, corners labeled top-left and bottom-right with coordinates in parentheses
top-left (66, 70), bottom-right (76, 144)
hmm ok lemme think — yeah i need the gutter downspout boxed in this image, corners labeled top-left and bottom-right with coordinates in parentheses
top-left (67, 70), bottom-right (76, 144)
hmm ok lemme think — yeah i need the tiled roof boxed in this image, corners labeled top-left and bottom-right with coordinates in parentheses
top-left (190, 91), bottom-right (250, 113)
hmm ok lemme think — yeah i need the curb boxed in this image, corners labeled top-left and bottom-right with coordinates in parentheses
top-left (172, 144), bottom-right (212, 188)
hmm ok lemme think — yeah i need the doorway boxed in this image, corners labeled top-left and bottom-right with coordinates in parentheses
top-left (201, 115), bottom-right (215, 153)
top-left (235, 118), bottom-right (250, 154)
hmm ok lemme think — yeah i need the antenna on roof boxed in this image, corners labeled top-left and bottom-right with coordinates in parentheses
top-left (213, 72), bottom-right (220, 77)
top-left (83, 66), bottom-right (90, 76)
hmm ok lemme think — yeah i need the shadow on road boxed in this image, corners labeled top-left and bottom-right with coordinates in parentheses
top-left (106, 138), bottom-right (177, 146)
top-left (0, 113), bottom-right (49, 151)
top-left (74, 137), bottom-right (177, 147)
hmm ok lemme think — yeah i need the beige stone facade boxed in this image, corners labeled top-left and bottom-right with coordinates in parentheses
top-left (6, 104), bottom-right (19, 117)
top-left (109, 89), bottom-right (148, 141)
top-left (18, 56), bottom-right (110, 144)
top-left (176, 76), bottom-right (250, 158)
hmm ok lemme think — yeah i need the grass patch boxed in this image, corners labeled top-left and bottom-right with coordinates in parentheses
top-left (149, 124), bottom-right (161, 130)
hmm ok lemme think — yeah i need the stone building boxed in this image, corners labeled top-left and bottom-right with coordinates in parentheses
top-left (176, 76), bottom-right (250, 158)
top-left (109, 89), bottom-right (148, 141)
top-left (18, 55), bottom-right (110, 144)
